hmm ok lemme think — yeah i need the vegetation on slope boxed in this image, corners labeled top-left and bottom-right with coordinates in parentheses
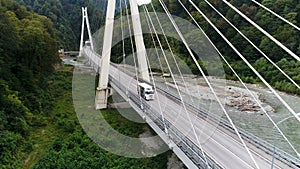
top-left (14, 0), bottom-right (300, 94)
top-left (0, 1), bottom-right (170, 168)
top-left (147, 0), bottom-right (300, 94)
top-left (15, 0), bottom-right (106, 50)
top-left (1, 62), bottom-right (170, 168)
top-left (0, 0), bottom-right (299, 168)
top-left (109, 0), bottom-right (300, 94)
top-left (27, 66), bottom-right (169, 169)
top-left (0, 0), bottom-right (59, 167)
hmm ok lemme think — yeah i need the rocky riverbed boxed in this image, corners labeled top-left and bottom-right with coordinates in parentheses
top-left (63, 57), bottom-right (300, 159)
top-left (165, 76), bottom-right (275, 114)
top-left (162, 75), bottom-right (300, 157)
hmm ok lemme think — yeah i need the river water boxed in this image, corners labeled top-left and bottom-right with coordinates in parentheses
top-left (63, 57), bottom-right (300, 159)
top-left (226, 80), bottom-right (300, 158)
top-left (182, 77), bottom-right (300, 158)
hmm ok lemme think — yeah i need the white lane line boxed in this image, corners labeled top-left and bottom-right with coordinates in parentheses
top-left (111, 65), bottom-right (281, 168)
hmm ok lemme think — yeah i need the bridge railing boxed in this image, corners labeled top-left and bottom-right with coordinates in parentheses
top-left (83, 53), bottom-right (299, 168)
top-left (158, 90), bottom-right (299, 166)
top-left (109, 73), bottom-right (223, 169)
top-left (155, 82), bottom-right (300, 168)
top-left (82, 47), bottom-right (101, 72)
top-left (111, 63), bottom-right (300, 168)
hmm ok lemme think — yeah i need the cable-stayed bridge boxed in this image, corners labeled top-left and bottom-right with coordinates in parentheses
top-left (76, 0), bottom-right (300, 168)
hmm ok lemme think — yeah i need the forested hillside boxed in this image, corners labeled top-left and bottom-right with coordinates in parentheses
top-left (149, 0), bottom-right (300, 94)
top-left (0, 1), bottom-right (169, 168)
top-left (0, 0), bottom-right (60, 167)
top-left (15, 0), bottom-right (106, 50)
top-left (14, 0), bottom-right (300, 94)
top-left (0, 0), bottom-right (299, 168)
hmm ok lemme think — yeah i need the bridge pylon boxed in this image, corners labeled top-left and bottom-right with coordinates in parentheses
top-left (79, 7), bottom-right (94, 57)
top-left (95, 0), bottom-right (116, 110)
top-left (129, 0), bottom-right (150, 82)
top-left (95, 0), bottom-right (150, 109)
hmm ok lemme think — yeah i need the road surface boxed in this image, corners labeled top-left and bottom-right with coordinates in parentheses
top-left (108, 64), bottom-right (288, 169)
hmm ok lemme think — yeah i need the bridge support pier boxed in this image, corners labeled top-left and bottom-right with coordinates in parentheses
top-left (95, 87), bottom-right (110, 109)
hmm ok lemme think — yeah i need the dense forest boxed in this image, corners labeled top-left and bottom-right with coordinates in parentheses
top-left (14, 0), bottom-right (300, 95)
top-left (15, 0), bottom-right (127, 50)
top-left (0, 0), bottom-right (299, 168)
top-left (148, 0), bottom-right (300, 94)
top-left (0, 0), bottom-right (169, 168)
top-left (0, 0), bottom-right (59, 167)
top-left (108, 0), bottom-right (300, 94)
top-left (15, 0), bottom-right (106, 50)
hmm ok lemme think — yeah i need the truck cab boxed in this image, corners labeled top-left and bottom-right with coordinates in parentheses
top-left (137, 82), bottom-right (155, 100)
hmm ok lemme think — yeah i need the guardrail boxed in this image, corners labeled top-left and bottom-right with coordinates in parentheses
top-left (89, 60), bottom-right (299, 168)
top-left (109, 74), bottom-right (222, 169)
top-left (155, 83), bottom-right (300, 168)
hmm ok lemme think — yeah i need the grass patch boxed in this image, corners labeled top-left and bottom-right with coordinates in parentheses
top-left (22, 65), bottom-right (170, 169)
top-left (102, 108), bottom-right (145, 137)
top-left (22, 66), bottom-right (75, 168)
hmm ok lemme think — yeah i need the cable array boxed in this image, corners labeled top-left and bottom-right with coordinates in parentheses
top-left (186, 0), bottom-right (300, 124)
top-left (92, 0), bottom-right (299, 167)
top-left (158, 0), bottom-right (261, 168)
top-left (207, 0), bottom-right (300, 90)
top-left (178, 0), bottom-right (299, 159)
top-left (250, 0), bottom-right (300, 31)
top-left (120, 0), bottom-right (126, 66)
top-left (222, 0), bottom-right (300, 62)
top-left (143, 4), bottom-right (210, 167)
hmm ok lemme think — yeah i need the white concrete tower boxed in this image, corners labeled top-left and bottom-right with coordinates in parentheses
top-left (95, 0), bottom-right (116, 109)
top-left (129, 0), bottom-right (150, 82)
top-left (79, 7), bottom-right (94, 57)
top-left (95, 0), bottom-right (150, 109)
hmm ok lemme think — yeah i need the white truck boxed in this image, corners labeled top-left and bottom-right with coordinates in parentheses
top-left (137, 82), bottom-right (155, 100)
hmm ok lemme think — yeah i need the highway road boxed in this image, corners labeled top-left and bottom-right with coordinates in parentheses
top-left (108, 63), bottom-right (289, 169)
